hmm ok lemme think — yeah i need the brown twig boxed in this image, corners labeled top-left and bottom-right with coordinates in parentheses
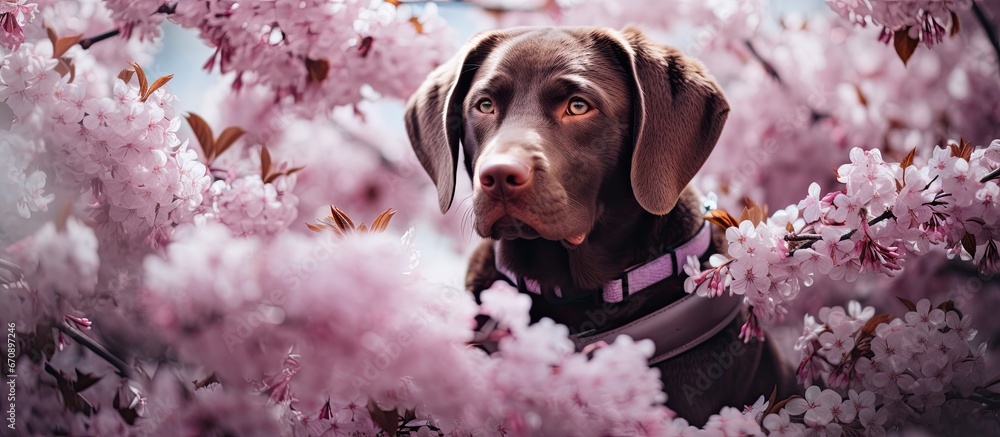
top-left (78, 29), bottom-right (121, 50)
top-left (78, 3), bottom-right (176, 50)
top-left (790, 210), bottom-right (896, 251)
top-left (784, 234), bottom-right (822, 242)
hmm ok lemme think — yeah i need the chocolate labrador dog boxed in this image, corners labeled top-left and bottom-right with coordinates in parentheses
top-left (404, 26), bottom-right (794, 424)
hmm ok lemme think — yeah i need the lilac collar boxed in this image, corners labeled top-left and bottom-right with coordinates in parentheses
top-left (494, 222), bottom-right (714, 303)
top-left (493, 221), bottom-right (744, 363)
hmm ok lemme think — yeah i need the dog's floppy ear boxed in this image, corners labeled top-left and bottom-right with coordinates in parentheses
top-left (404, 31), bottom-right (517, 213)
top-left (608, 27), bottom-right (730, 215)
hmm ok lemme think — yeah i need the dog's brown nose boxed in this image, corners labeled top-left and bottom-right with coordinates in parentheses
top-left (479, 155), bottom-right (532, 198)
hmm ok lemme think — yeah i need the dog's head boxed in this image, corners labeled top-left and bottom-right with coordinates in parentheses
top-left (405, 27), bottom-right (728, 247)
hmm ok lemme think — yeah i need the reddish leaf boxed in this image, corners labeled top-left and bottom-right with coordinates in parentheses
top-left (370, 208), bottom-right (396, 233)
top-left (358, 36), bottom-right (374, 58)
top-left (859, 313), bottom-right (894, 337)
top-left (409, 16), bottom-right (424, 34)
top-left (765, 395), bottom-right (801, 417)
top-left (740, 198), bottom-right (767, 226)
top-left (950, 137), bottom-right (974, 161)
top-left (330, 205), bottom-right (355, 232)
top-left (214, 126), bottom-right (245, 161)
top-left (897, 297), bottom-right (918, 312)
top-left (53, 34), bottom-right (83, 59)
top-left (950, 11), bottom-right (961, 38)
top-left (185, 113), bottom-right (215, 161)
top-left (854, 84), bottom-right (868, 107)
top-left (305, 223), bottom-right (326, 233)
top-left (284, 166), bottom-right (306, 177)
top-left (893, 28), bottom-right (919, 66)
top-left (898, 147), bottom-right (917, 191)
top-left (54, 58), bottom-right (72, 79)
top-left (900, 147), bottom-right (916, 170)
top-left (962, 233), bottom-right (977, 258)
top-left (366, 400), bottom-right (399, 437)
top-left (117, 68), bottom-right (134, 84)
top-left (305, 58), bottom-right (330, 84)
top-left (260, 145), bottom-right (272, 181)
top-left (141, 74), bottom-right (174, 102)
top-left (705, 209), bottom-right (740, 230)
top-left (937, 300), bottom-right (960, 317)
top-left (762, 386), bottom-right (778, 423)
top-left (127, 62), bottom-right (149, 97)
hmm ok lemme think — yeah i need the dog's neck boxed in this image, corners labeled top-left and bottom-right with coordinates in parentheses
top-left (496, 187), bottom-right (706, 298)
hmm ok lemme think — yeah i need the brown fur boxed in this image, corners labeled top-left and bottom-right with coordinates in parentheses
top-left (405, 26), bottom-right (795, 425)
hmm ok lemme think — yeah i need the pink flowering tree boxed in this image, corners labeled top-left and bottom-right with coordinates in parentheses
top-left (1, 0), bottom-right (999, 435)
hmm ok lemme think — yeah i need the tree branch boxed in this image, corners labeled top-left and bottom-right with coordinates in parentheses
top-left (77, 3), bottom-right (177, 50)
top-left (973, 1), bottom-right (1000, 73)
top-left (743, 39), bottom-right (783, 84)
top-left (57, 322), bottom-right (132, 379)
top-left (784, 234), bottom-right (822, 242)
top-left (792, 210), bottom-right (896, 251)
top-left (78, 29), bottom-right (121, 50)
top-left (981, 166), bottom-right (1000, 183)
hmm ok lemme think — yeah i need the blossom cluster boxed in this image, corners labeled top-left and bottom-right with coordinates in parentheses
top-left (0, 42), bottom-right (60, 223)
top-left (0, 0), bottom-right (38, 50)
top-left (0, 130), bottom-right (52, 220)
top-left (826, 0), bottom-right (972, 47)
top-left (2, 0), bottom-right (999, 435)
top-left (686, 141), bottom-right (1000, 340)
top-left (57, 76), bottom-right (210, 247)
top-left (206, 174), bottom-right (299, 237)
top-left (104, 0), bottom-right (454, 116)
top-left (138, 223), bottom-right (682, 435)
top-left (1, 216), bottom-right (99, 332)
top-left (697, 14), bottom-right (1000, 210)
top-left (776, 299), bottom-right (994, 436)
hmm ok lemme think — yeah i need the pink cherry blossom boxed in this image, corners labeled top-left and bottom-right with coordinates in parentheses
top-left (818, 321), bottom-right (856, 365)
top-left (905, 298), bottom-right (946, 332)
top-left (763, 409), bottom-right (805, 437)
top-left (798, 182), bottom-right (824, 223)
top-left (729, 257), bottom-right (771, 297)
top-left (784, 386), bottom-right (843, 426)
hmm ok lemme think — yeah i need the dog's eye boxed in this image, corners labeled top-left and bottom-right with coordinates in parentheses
top-left (567, 98), bottom-right (590, 116)
top-left (477, 99), bottom-right (495, 114)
